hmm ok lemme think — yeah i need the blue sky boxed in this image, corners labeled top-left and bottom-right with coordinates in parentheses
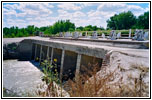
top-left (3, 2), bottom-right (149, 28)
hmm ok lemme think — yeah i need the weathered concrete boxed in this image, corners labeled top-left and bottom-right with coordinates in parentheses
top-left (50, 37), bottom-right (149, 49)
top-left (3, 37), bottom-right (149, 79)
top-left (32, 39), bottom-right (108, 59)
top-left (75, 54), bottom-right (81, 80)
top-left (50, 48), bottom-right (53, 64)
top-left (60, 50), bottom-right (65, 80)
top-left (18, 39), bottom-right (33, 60)
top-left (63, 50), bottom-right (77, 80)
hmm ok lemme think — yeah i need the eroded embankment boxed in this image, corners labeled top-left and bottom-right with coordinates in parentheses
top-left (84, 51), bottom-right (149, 97)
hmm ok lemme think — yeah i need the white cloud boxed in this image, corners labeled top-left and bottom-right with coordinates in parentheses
top-left (79, 3), bottom-right (98, 8)
top-left (16, 12), bottom-right (26, 17)
top-left (18, 3), bottom-right (53, 16)
top-left (73, 11), bottom-right (86, 18)
top-left (3, 3), bottom-right (149, 28)
top-left (97, 3), bottom-right (126, 12)
top-left (57, 3), bottom-right (82, 11)
top-left (3, 9), bottom-right (17, 16)
top-left (57, 9), bottom-right (72, 19)
top-left (145, 6), bottom-right (149, 12)
top-left (97, 3), bottom-right (146, 15)
top-left (86, 3), bottom-right (149, 28)
top-left (3, 4), bottom-right (18, 10)
top-left (3, 3), bottom-right (54, 28)
top-left (26, 17), bottom-right (33, 21)
top-left (4, 3), bottom-right (53, 18)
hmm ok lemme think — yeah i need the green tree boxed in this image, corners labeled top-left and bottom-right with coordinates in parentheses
top-left (26, 25), bottom-right (35, 35)
top-left (92, 26), bottom-right (98, 31)
top-left (69, 28), bottom-right (75, 32)
top-left (107, 11), bottom-right (136, 30)
top-left (136, 11), bottom-right (149, 29)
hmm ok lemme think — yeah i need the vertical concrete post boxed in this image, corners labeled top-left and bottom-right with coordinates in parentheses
top-left (34, 44), bottom-right (37, 61)
top-left (129, 29), bottom-right (131, 38)
top-left (39, 45), bottom-right (42, 63)
top-left (60, 50), bottom-right (65, 80)
top-left (60, 50), bottom-right (65, 97)
top-left (75, 54), bottom-right (82, 80)
top-left (50, 48), bottom-right (54, 65)
top-left (46, 46), bottom-right (49, 60)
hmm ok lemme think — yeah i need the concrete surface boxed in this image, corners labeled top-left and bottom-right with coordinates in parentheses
top-left (29, 37), bottom-right (148, 58)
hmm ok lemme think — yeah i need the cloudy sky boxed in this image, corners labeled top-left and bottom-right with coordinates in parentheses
top-left (3, 2), bottom-right (149, 28)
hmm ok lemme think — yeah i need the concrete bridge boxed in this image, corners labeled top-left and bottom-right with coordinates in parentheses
top-left (14, 36), bottom-right (148, 81)
top-left (3, 36), bottom-right (149, 96)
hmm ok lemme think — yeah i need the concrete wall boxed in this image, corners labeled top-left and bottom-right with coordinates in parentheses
top-left (18, 39), bottom-right (33, 60)
top-left (80, 55), bottom-right (102, 77)
top-left (41, 45), bottom-right (48, 60)
top-left (18, 39), bottom-right (106, 81)
top-left (36, 44), bottom-right (41, 60)
top-left (31, 43), bottom-right (36, 60)
top-left (53, 48), bottom-right (62, 66)
top-left (62, 50), bottom-right (77, 80)
top-left (48, 47), bottom-right (52, 60)
top-left (32, 39), bottom-right (107, 59)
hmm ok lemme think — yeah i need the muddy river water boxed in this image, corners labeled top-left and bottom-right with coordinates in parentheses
top-left (3, 60), bottom-right (44, 96)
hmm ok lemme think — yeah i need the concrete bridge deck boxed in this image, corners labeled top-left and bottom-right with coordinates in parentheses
top-left (3, 36), bottom-right (149, 58)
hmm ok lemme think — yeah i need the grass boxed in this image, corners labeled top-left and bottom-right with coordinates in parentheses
top-left (63, 63), bottom-right (149, 97)
top-left (63, 64), bottom-right (122, 97)
top-left (34, 58), bottom-right (149, 97)
top-left (35, 59), bottom-right (65, 97)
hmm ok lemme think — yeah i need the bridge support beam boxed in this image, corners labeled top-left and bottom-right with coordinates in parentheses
top-left (60, 50), bottom-right (65, 80)
top-left (34, 44), bottom-right (37, 61)
top-left (50, 48), bottom-right (54, 65)
top-left (47, 46), bottom-right (49, 60)
top-left (75, 53), bottom-right (82, 80)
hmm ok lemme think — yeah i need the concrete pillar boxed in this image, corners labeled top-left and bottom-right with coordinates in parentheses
top-left (75, 54), bottom-right (82, 80)
top-left (85, 31), bottom-right (88, 38)
top-left (39, 45), bottom-right (42, 63)
top-left (50, 48), bottom-right (54, 65)
top-left (129, 29), bottom-right (131, 38)
top-left (60, 50), bottom-right (65, 80)
top-left (46, 46), bottom-right (49, 60)
top-left (34, 44), bottom-right (37, 61)
top-left (59, 50), bottom-right (65, 97)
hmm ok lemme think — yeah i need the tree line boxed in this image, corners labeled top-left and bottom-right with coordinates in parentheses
top-left (3, 11), bottom-right (149, 38)
top-left (3, 20), bottom-right (76, 38)
top-left (107, 11), bottom-right (149, 30)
